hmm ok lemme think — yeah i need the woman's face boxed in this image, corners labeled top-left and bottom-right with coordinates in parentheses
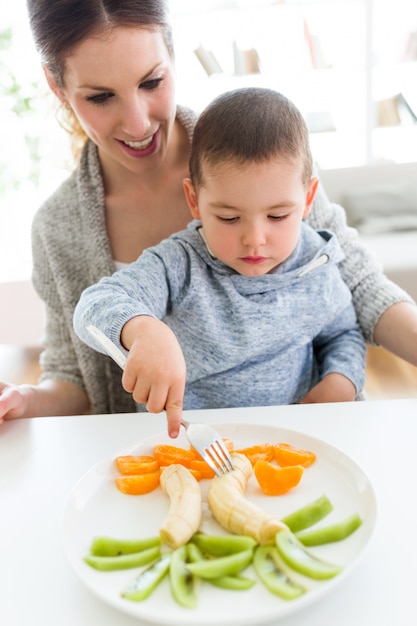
top-left (51, 26), bottom-right (177, 177)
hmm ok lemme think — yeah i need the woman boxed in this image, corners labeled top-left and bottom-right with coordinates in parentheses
top-left (0, 0), bottom-right (415, 427)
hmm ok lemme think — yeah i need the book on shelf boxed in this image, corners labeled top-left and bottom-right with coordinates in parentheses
top-left (194, 44), bottom-right (223, 76)
top-left (396, 91), bottom-right (417, 124)
top-left (402, 30), bottom-right (417, 62)
top-left (303, 19), bottom-right (329, 70)
top-left (233, 41), bottom-right (261, 76)
top-left (377, 92), bottom-right (417, 127)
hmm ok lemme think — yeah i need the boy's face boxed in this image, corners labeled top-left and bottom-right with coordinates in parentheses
top-left (183, 158), bottom-right (318, 277)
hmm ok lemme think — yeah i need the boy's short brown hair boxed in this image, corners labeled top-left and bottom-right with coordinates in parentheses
top-left (190, 87), bottom-right (313, 188)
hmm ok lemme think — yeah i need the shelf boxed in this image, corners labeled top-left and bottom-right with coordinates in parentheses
top-left (171, 0), bottom-right (417, 167)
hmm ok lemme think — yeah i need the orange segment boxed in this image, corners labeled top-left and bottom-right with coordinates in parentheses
top-left (254, 460), bottom-right (304, 495)
top-left (189, 458), bottom-right (215, 479)
top-left (188, 468), bottom-right (203, 481)
top-left (235, 443), bottom-right (274, 466)
top-left (153, 444), bottom-right (195, 468)
top-left (159, 464), bottom-right (202, 480)
top-left (115, 470), bottom-right (160, 495)
top-left (188, 446), bottom-right (201, 459)
top-left (115, 455), bottom-right (160, 475)
top-left (222, 438), bottom-right (235, 453)
top-left (274, 443), bottom-right (316, 468)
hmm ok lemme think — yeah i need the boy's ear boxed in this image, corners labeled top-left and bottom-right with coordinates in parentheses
top-left (303, 176), bottom-right (319, 219)
top-left (42, 65), bottom-right (67, 105)
top-left (183, 178), bottom-right (201, 219)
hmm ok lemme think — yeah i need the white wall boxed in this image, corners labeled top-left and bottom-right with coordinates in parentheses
top-left (0, 281), bottom-right (44, 346)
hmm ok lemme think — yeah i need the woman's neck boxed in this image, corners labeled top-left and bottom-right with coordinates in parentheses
top-left (101, 119), bottom-right (192, 264)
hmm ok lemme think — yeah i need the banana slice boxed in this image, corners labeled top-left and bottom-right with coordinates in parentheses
top-left (159, 464), bottom-right (202, 549)
top-left (207, 453), bottom-right (286, 544)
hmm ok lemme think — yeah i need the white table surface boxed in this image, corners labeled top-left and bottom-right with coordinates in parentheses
top-left (1, 399), bottom-right (416, 626)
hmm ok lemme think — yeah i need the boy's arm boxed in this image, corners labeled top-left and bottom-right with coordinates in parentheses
top-left (300, 304), bottom-right (367, 404)
top-left (73, 251), bottom-right (172, 357)
top-left (300, 373), bottom-right (357, 404)
top-left (73, 244), bottom-right (187, 436)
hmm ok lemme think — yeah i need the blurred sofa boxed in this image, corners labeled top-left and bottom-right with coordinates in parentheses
top-left (318, 162), bottom-right (417, 302)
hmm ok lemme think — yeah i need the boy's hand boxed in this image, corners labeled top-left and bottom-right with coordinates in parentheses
top-left (121, 316), bottom-right (186, 438)
top-left (299, 373), bottom-right (357, 404)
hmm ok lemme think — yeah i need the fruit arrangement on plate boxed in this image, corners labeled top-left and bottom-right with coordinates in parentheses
top-left (83, 438), bottom-right (363, 608)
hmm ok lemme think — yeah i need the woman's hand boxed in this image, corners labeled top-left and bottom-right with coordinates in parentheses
top-left (300, 373), bottom-right (357, 404)
top-left (0, 382), bottom-right (32, 424)
top-left (121, 316), bottom-right (186, 438)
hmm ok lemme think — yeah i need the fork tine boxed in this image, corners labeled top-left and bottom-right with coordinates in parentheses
top-left (200, 449), bottom-right (223, 477)
top-left (204, 439), bottom-right (234, 476)
top-left (214, 438), bottom-right (234, 472)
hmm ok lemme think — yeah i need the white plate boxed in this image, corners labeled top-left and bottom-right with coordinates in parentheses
top-left (61, 424), bottom-right (377, 626)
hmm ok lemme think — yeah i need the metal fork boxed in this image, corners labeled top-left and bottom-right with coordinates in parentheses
top-left (86, 325), bottom-right (235, 477)
top-left (180, 418), bottom-right (234, 476)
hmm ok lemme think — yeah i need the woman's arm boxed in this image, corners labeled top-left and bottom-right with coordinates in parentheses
top-left (308, 182), bottom-right (416, 355)
top-left (0, 379), bottom-right (89, 424)
top-left (25, 193), bottom-right (96, 417)
top-left (373, 301), bottom-right (417, 366)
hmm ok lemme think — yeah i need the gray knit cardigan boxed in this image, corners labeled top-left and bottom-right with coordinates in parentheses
top-left (31, 105), bottom-right (413, 415)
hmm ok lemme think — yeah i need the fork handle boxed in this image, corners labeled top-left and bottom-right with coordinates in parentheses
top-left (86, 325), bottom-right (127, 370)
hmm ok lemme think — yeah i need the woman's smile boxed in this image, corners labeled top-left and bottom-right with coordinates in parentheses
top-left (117, 129), bottom-right (160, 158)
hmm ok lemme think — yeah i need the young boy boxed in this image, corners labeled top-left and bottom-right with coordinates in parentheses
top-left (73, 88), bottom-right (366, 437)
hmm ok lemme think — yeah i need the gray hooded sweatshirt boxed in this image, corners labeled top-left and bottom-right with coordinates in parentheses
top-left (74, 220), bottom-right (366, 408)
